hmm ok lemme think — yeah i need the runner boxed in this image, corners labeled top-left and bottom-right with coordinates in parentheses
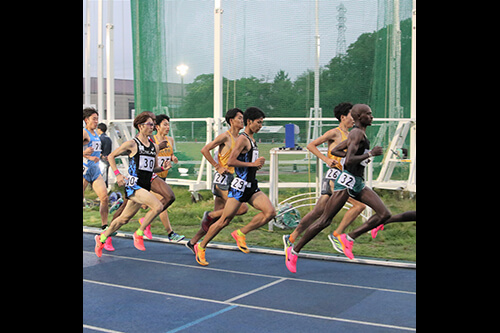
top-left (83, 107), bottom-right (112, 251)
top-left (94, 111), bottom-right (169, 257)
top-left (285, 104), bottom-right (388, 272)
top-left (195, 107), bottom-right (276, 266)
top-left (146, 114), bottom-right (184, 242)
top-left (282, 102), bottom-right (366, 254)
top-left (185, 108), bottom-right (248, 254)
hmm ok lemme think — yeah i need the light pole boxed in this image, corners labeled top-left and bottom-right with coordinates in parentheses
top-left (176, 64), bottom-right (189, 98)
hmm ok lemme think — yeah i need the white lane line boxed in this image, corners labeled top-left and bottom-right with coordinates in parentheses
top-left (224, 278), bottom-right (287, 303)
top-left (83, 251), bottom-right (415, 295)
top-left (83, 324), bottom-right (124, 333)
top-left (83, 278), bottom-right (415, 332)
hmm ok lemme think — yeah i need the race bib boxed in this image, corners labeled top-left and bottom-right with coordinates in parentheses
top-left (325, 168), bottom-right (341, 180)
top-left (125, 175), bottom-right (138, 187)
top-left (251, 148), bottom-right (259, 163)
top-left (91, 140), bottom-right (102, 152)
top-left (139, 155), bottom-right (155, 172)
top-left (214, 172), bottom-right (228, 185)
top-left (83, 163), bottom-right (88, 175)
top-left (158, 155), bottom-right (171, 169)
top-left (231, 177), bottom-right (249, 191)
top-left (337, 172), bottom-right (356, 189)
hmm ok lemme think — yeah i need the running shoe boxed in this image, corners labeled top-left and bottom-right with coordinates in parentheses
top-left (94, 234), bottom-right (104, 258)
top-left (328, 233), bottom-right (344, 254)
top-left (168, 232), bottom-right (185, 242)
top-left (283, 234), bottom-right (292, 251)
top-left (194, 243), bottom-right (209, 266)
top-left (185, 240), bottom-right (195, 254)
top-left (371, 224), bottom-right (384, 239)
top-left (138, 217), bottom-right (153, 240)
top-left (231, 230), bottom-right (250, 253)
top-left (104, 237), bottom-right (115, 251)
top-left (340, 234), bottom-right (354, 260)
top-left (285, 246), bottom-right (297, 273)
top-left (133, 231), bottom-right (146, 251)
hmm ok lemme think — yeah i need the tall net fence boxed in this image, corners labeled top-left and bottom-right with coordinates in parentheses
top-left (128, 0), bottom-right (414, 187)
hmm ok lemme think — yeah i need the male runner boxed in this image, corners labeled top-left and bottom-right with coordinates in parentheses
top-left (185, 108), bottom-right (248, 253)
top-left (94, 112), bottom-right (169, 257)
top-left (145, 114), bottom-right (184, 242)
top-left (195, 107), bottom-right (276, 266)
top-left (285, 104), bottom-right (389, 272)
top-left (282, 102), bottom-right (366, 253)
top-left (83, 107), bottom-right (112, 251)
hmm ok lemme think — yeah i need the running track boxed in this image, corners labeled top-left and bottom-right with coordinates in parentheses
top-left (83, 232), bottom-right (416, 332)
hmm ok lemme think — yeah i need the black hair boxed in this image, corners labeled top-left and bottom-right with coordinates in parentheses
top-left (243, 107), bottom-right (265, 126)
top-left (155, 114), bottom-right (170, 126)
top-left (83, 107), bottom-right (98, 121)
top-left (225, 108), bottom-right (243, 126)
top-left (97, 123), bottom-right (107, 133)
top-left (333, 102), bottom-right (353, 122)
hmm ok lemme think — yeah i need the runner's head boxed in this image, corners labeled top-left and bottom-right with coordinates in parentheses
top-left (225, 108), bottom-right (244, 130)
top-left (334, 102), bottom-right (354, 128)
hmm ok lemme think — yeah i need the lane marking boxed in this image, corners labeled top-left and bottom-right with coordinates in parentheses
top-left (83, 324), bottom-right (124, 333)
top-left (83, 279), bottom-right (416, 331)
top-left (83, 251), bottom-right (415, 295)
top-left (166, 305), bottom-right (237, 333)
top-left (224, 278), bottom-right (286, 303)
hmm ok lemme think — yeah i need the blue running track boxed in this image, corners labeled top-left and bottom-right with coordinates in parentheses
top-left (83, 232), bottom-right (416, 332)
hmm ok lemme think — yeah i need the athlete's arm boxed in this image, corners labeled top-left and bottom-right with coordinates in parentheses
top-left (331, 140), bottom-right (348, 157)
top-left (307, 129), bottom-right (338, 168)
top-left (107, 140), bottom-right (136, 186)
top-left (201, 132), bottom-right (230, 174)
top-left (227, 135), bottom-right (265, 169)
top-left (344, 130), bottom-right (383, 168)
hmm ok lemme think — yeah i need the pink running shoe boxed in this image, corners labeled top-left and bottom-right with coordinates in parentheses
top-left (285, 246), bottom-right (298, 273)
top-left (104, 237), bottom-right (115, 251)
top-left (340, 234), bottom-right (355, 260)
top-left (139, 217), bottom-right (153, 240)
top-left (94, 235), bottom-right (104, 258)
top-left (133, 231), bottom-right (146, 251)
top-left (371, 224), bottom-right (384, 239)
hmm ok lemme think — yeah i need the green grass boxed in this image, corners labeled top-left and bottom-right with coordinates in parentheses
top-left (83, 183), bottom-right (416, 262)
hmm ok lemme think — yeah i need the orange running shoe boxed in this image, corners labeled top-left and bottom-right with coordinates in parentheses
top-left (94, 234), bottom-right (105, 258)
top-left (133, 231), bottom-right (146, 251)
top-left (231, 230), bottom-right (250, 253)
top-left (194, 243), bottom-right (209, 266)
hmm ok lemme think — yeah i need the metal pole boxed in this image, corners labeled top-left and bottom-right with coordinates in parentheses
top-left (106, 0), bottom-right (115, 121)
top-left (313, 0), bottom-right (320, 140)
top-left (84, 0), bottom-right (91, 106)
top-left (213, 0), bottom-right (223, 137)
top-left (97, 0), bottom-right (104, 121)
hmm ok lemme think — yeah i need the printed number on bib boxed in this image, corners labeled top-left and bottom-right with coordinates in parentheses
top-left (325, 168), bottom-right (341, 180)
top-left (158, 155), bottom-right (171, 168)
top-left (125, 176), bottom-right (138, 187)
top-left (231, 177), bottom-right (248, 191)
top-left (91, 140), bottom-right (102, 152)
top-left (214, 172), bottom-right (228, 185)
top-left (83, 164), bottom-right (89, 175)
top-left (337, 172), bottom-right (356, 189)
top-left (139, 155), bottom-right (155, 172)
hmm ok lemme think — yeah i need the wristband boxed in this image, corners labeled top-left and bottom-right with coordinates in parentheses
top-left (114, 169), bottom-right (121, 176)
top-left (160, 166), bottom-right (165, 172)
